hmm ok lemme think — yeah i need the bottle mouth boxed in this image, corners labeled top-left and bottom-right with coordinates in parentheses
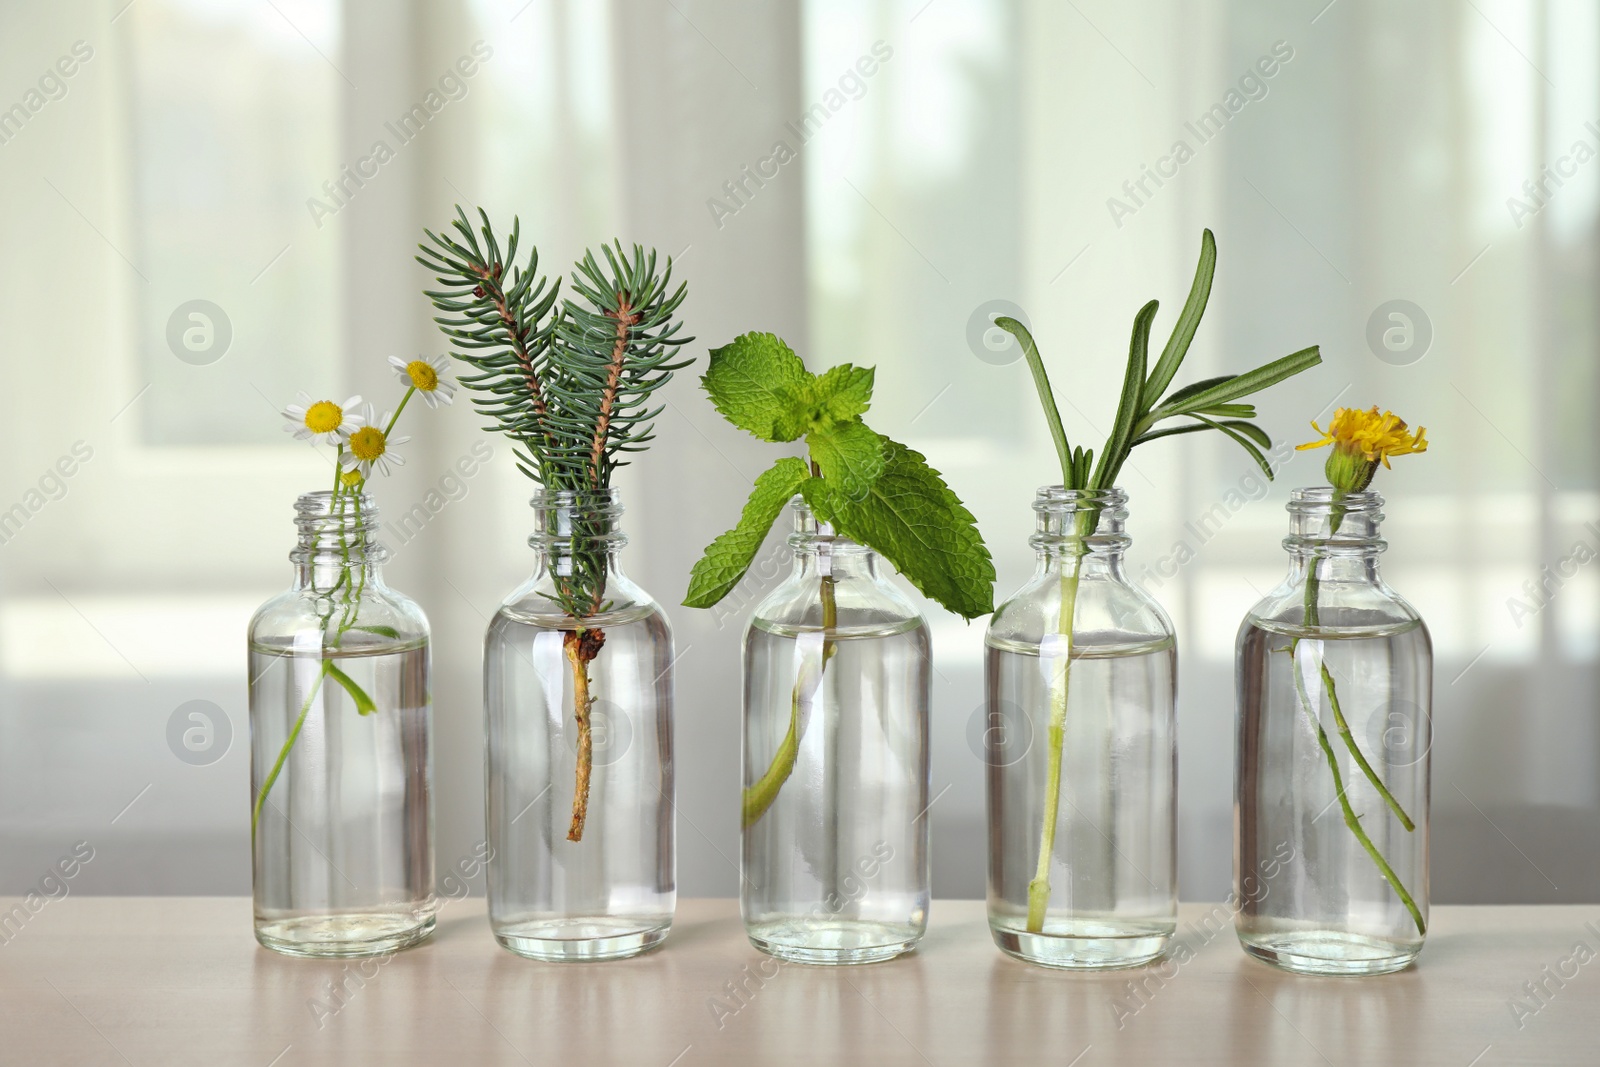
top-left (1288, 487), bottom-right (1383, 512)
top-left (1285, 487), bottom-right (1385, 547)
top-left (1030, 485), bottom-right (1128, 550)
top-left (292, 490), bottom-right (384, 561)
top-left (295, 490), bottom-right (380, 532)
top-left (530, 487), bottom-right (625, 545)
top-left (786, 495), bottom-right (872, 552)
top-left (1033, 485), bottom-right (1128, 513)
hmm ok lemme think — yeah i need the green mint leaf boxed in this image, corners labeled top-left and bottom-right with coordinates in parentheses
top-left (700, 332), bottom-right (815, 442)
top-left (684, 456), bottom-right (810, 608)
top-left (806, 418), bottom-right (885, 503)
top-left (821, 436), bottom-right (995, 620)
top-left (807, 364), bottom-right (875, 428)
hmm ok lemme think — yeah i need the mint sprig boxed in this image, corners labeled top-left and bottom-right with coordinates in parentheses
top-left (684, 332), bottom-right (994, 620)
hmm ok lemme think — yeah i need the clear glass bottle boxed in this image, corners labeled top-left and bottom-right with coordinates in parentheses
top-left (484, 488), bottom-right (675, 961)
top-left (984, 487), bottom-right (1177, 968)
top-left (1235, 488), bottom-right (1431, 975)
top-left (741, 498), bottom-right (931, 965)
top-left (248, 490), bottom-right (436, 958)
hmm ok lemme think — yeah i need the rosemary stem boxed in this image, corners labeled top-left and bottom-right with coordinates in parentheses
top-left (1025, 543), bottom-right (1085, 932)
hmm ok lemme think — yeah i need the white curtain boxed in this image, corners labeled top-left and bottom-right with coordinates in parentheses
top-left (0, 0), bottom-right (1593, 903)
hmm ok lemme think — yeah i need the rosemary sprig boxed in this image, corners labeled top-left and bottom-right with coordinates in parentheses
top-left (999, 229), bottom-right (1321, 933)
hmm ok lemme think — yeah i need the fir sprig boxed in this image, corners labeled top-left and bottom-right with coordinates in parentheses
top-left (416, 208), bottom-right (562, 484)
top-left (417, 207), bottom-right (692, 841)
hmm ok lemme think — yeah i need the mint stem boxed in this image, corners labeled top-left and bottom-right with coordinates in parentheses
top-left (743, 571), bottom-right (836, 827)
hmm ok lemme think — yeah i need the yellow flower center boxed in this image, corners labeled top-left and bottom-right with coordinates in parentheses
top-left (349, 426), bottom-right (387, 462)
top-left (304, 401), bottom-right (343, 434)
top-left (340, 470), bottom-right (363, 487)
top-left (406, 360), bottom-right (439, 391)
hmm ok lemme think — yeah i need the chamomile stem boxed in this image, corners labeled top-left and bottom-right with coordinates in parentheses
top-left (257, 471), bottom-right (381, 833)
top-left (1025, 547), bottom-right (1084, 932)
top-left (253, 661), bottom-right (330, 840)
top-left (384, 387), bottom-right (416, 435)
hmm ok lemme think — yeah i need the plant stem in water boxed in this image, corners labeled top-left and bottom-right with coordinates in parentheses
top-left (1292, 502), bottom-right (1424, 934)
top-left (1290, 648), bottom-right (1426, 935)
top-left (1025, 549), bottom-right (1084, 932)
top-left (742, 572), bottom-right (838, 828)
top-left (564, 626), bottom-right (606, 841)
top-left (253, 661), bottom-right (330, 840)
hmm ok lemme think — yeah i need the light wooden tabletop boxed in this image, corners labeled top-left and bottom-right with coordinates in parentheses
top-left (0, 897), bottom-right (1591, 1065)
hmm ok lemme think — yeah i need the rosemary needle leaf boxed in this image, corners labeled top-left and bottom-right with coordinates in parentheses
top-left (1143, 227), bottom-right (1217, 405)
top-left (1191, 413), bottom-right (1276, 479)
top-left (1090, 298), bottom-right (1158, 490)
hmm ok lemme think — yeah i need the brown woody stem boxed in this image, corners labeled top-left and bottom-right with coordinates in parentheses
top-left (564, 626), bottom-right (606, 841)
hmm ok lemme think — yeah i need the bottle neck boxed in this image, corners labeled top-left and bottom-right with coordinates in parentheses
top-left (1030, 486), bottom-right (1131, 579)
top-left (528, 488), bottom-right (628, 615)
top-left (290, 490), bottom-right (385, 592)
top-left (785, 498), bottom-right (883, 583)
top-left (1282, 488), bottom-right (1386, 588)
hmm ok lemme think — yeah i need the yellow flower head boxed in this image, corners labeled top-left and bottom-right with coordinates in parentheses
top-left (1297, 406), bottom-right (1428, 491)
top-left (340, 469), bottom-right (364, 488)
top-left (340, 406), bottom-right (409, 479)
top-left (388, 355), bottom-right (456, 408)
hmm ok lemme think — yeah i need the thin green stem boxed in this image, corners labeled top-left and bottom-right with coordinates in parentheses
top-left (1291, 649), bottom-right (1426, 935)
top-left (1301, 508), bottom-right (1416, 829)
top-left (742, 572), bottom-right (836, 827)
top-left (384, 387), bottom-right (416, 434)
top-left (1320, 662), bottom-right (1413, 830)
top-left (1025, 539), bottom-right (1086, 932)
top-left (1292, 499), bottom-right (1424, 934)
top-left (256, 468), bottom-right (381, 829)
top-left (253, 662), bottom-right (330, 840)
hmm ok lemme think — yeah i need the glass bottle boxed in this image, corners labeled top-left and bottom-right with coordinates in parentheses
top-left (984, 487), bottom-right (1177, 968)
top-left (484, 488), bottom-right (675, 961)
top-left (248, 490), bottom-right (436, 957)
top-left (741, 498), bottom-right (931, 965)
top-left (1235, 488), bottom-right (1431, 975)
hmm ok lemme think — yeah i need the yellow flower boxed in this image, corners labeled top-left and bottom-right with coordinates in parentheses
top-left (281, 392), bottom-right (364, 446)
top-left (1297, 406), bottom-right (1428, 491)
top-left (388, 355), bottom-right (456, 408)
top-left (341, 406), bottom-right (410, 478)
top-left (340, 470), bottom-right (364, 488)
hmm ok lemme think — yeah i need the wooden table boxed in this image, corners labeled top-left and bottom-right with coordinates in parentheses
top-left (0, 898), bottom-right (1592, 1065)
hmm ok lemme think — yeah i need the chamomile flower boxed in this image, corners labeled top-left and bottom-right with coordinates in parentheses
top-left (341, 407), bottom-right (410, 479)
top-left (281, 392), bottom-right (364, 446)
top-left (388, 355), bottom-right (456, 408)
top-left (1297, 406), bottom-right (1428, 492)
